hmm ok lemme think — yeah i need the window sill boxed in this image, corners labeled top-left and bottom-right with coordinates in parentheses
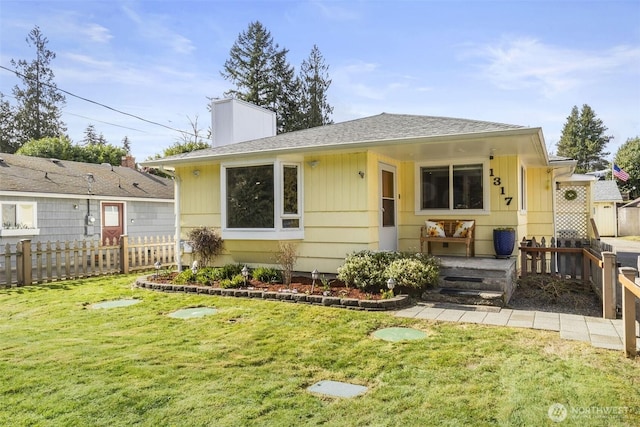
top-left (415, 209), bottom-right (490, 216)
top-left (221, 229), bottom-right (304, 240)
top-left (0, 228), bottom-right (41, 237)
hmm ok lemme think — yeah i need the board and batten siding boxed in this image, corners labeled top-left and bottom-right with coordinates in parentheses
top-left (176, 153), bottom-right (377, 273)
top-left (175, 151), bottom-right (557, 271)
top-left (396, 155), bottom-right (555, 257)
top-left (521, 166), bottom-right (555, 238)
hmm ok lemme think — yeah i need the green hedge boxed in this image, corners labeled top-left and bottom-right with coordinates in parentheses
top-left (337, 251), bottom-right (439, 292)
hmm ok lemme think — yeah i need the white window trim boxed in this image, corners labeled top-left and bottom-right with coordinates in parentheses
top-left (0, 201), bottom-right (40, 236)
top-left (414, 159), bottom-right (490, 216)
top-left (220, 158), bottom-right (304, 240)
top-left (281, 163), bottom-right (302, 226)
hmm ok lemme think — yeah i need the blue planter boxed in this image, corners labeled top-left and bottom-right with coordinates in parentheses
top-left (493, 229), bottom-right (516, 259)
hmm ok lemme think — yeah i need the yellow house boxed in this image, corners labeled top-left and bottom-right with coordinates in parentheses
top-left (142, 100), bottom-right (577, 274)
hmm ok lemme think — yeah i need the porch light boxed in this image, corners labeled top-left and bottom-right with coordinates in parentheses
top-left (241, 265), bottom-right (249, 286)
top-left (154, 261), bottom-right (162, 279)
top-left (191, 260), bottom-right (198, 275)
top-left (386, 277), bottom-right (396, 290)
top-left (311, 269), bottom-right (319, 294)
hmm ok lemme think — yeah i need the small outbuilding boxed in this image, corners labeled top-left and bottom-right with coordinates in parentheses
top-left (592, 180), bottom-right (623, 237)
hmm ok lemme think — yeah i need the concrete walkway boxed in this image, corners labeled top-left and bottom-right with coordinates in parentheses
top-left (394, 303), bottom-right (640, 352)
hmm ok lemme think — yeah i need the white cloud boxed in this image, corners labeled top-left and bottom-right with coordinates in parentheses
top-left (333, 61), bottom-right (423, 101)
top-left (83, 23), bottom-right (113, 43)
top-left (121, 4), bottom-right (195, 55)
top-left (468, 37), bottom-right (640, 97)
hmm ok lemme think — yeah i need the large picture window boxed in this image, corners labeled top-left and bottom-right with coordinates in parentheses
top-left (222, 161), bottom-right (302, 238)
top-left (419, 163), bottom-right (484, 211)
top-left (226, 165), bottom-right (274, 228)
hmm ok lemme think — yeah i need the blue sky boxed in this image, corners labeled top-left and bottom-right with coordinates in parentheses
top-left (1, 0), bottom-right (639, 162)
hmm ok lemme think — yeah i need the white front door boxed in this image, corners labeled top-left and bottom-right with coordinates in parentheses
top-left (379, 163), bottom-right (397, 251)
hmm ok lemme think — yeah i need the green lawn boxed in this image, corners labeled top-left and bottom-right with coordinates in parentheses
top-left (1, 274), bottom-right (638, 426)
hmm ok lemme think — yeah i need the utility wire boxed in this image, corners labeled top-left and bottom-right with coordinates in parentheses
top-left (65, 111), bottom-right (148, 133)
top-left (0, 64), bottom-right (210, 140)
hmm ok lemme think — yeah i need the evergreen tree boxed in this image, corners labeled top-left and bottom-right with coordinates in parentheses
top-left (556, 104), bottom-right (611, 173)
top-left (0, 94), bottom-right (19, 153)
top-left (614, 137), bottom-right (640, 199)
top-left (271, 48), bottom-right (302, 133)
top-left (8, 26), bottom-right (67, 147)
top-left (221, 21), bottom-right (300, 133)
top-left (299, 45), bottom-right (333, 129)
top-left (83, 124), bottom-right (99, 145)
top-left (121, 136), bottom-right (132, 154)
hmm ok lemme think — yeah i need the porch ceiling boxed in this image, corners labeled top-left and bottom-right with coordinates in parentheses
top-left (368, 131), bottom-right (548, 166)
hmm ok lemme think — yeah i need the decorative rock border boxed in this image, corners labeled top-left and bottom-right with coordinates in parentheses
top-left (135, 276), bottom-right (411, 311)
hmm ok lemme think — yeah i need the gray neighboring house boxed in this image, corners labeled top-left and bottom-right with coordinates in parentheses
top-left (0, 153), bottom-right (175, 246)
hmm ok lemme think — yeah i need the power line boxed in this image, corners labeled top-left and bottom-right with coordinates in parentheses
top-left (65, 111), bottom-right (148, 133)
top-left (0, 64), bottom-right (210, 141)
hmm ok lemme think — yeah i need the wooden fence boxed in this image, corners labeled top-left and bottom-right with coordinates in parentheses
top-left (618, 267), bottom-right (640, 358)
top-left (1, 235), bottom-right (175, 287)
top-left (519, 236), bottom-right (617, 319)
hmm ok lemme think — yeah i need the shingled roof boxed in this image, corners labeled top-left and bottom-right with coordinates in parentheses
top-left (0, 153), bottom-right (174, 200)
top-left (144, 113), bottom-right (528, 165)
top-left (593, 180), bottom-right (623, 203)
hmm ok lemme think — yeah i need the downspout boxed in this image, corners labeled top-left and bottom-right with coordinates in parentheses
top-left (161, 166), bottom-right (182, 271)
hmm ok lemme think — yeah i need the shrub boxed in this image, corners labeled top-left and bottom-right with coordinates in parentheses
top-left (337, 250), bottom-right (404, 291)
top-left (275, 242), bottom-right (298, 286)
top-left (218, 263), bottom-right (244, 280)
top-left (252, 266), bottom-right (282, 283)
top-left (187, 226), bottom-right (224, 267)
top-left (337, 250), bottom-right (439, 292)
top-left (219, 274), bottom-right (245, 289)
top-left (173, 269), bottom-right (195, 285)
top-left (384, 258), bottom-right (439, 290)
top-left (195, 267), bottom-right (219, 285)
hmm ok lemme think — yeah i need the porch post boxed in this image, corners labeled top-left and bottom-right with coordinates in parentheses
top-left (601, 251), bottom-right (617, 319)
top-left (619, 267), bottom-right (639, 358)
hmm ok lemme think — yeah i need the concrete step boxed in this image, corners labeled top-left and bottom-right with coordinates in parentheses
top-left (422, 287), bottom-right (506, 307)
top-left (439, 265), bottom-right (511, 280)
top-left (438, 275), bottom-right (504, 292)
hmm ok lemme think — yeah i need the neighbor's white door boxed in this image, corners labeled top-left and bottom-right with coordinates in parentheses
top-left (379, 163), bottom-right (397, 251)
top-left (594, 203), bottom-right (617, 237)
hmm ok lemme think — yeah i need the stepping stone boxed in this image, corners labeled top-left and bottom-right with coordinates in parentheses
top-left (90, 299), bottom-right (141, 309)
top-left (168, 307), bottom-right (218, 319)
top-left (372, 327), bottom-right (428, 342)
top-left (307, 380), bottom-right (368, 398)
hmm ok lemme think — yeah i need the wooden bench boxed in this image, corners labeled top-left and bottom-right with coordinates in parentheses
top-left (420, 219), bottom-right (475, 257)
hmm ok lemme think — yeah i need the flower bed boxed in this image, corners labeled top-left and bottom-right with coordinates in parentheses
top-left (135, 274), bottom-right (410, 311)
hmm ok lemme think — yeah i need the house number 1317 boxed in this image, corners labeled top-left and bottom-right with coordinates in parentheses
top-left (489, 168), bottom-right (513, 206)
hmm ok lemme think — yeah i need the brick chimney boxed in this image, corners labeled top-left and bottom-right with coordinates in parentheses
top-left (121, 155), bottom-right (136, 169)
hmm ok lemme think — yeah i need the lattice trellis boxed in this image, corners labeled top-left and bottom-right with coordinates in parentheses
top-left (555, 184), bottom-right (588, 238)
